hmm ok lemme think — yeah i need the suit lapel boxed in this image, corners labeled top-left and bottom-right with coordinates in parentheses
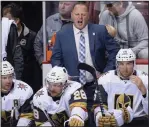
top-left (88, 24), bottom-right (95, 63)
top-left (68, 24), bottom-right (78, 62)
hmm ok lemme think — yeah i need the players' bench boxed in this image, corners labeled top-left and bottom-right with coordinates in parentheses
top-left (42, 59), bottom-right (148, 85)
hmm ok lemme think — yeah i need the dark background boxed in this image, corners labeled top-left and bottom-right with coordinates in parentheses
top-left (1, 1), bottom-right (59, 33)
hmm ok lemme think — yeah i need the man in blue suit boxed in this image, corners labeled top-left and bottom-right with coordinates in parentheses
top-left (51, 2), bottom-right (119, 77)
top-left (51, 2), bottom-right (120, 126)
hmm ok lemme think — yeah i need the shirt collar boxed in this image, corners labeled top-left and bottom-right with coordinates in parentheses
top-left (73, 24), bottom-right (88, 35)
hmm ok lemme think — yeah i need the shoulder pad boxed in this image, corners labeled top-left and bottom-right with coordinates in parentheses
top-left (14, 80), bottom-right (33, 99)
top-left (98, 71), bottom-right (113, 85)
top-left (33, 87), bottom-right (50, 110)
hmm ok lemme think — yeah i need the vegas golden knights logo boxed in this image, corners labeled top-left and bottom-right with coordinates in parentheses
top-left (1, 111), bottom-right (11, 123)
top-left (50, 111), bottom-right (69, 127)
top-left (114, 94), bottom-right (134, 109)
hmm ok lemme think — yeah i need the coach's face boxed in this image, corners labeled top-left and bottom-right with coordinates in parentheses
top-left (71, 4), bottom-right (89, 30)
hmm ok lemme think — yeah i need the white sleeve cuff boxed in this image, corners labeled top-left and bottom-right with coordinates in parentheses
top-left (17, 117), bottom-right (31, 126)
top-left (94, 106), bottom-right (101, 122)
top-left (94, 106), bottom-right (101, 116)
top-left (127, 106), bottom-right (134, 123)
top-left (109, 109), bottom-right (124, 127)
top-left (71, 107), bottom-right (88, 121)
top-left (41, 122), bottom-right (52, 126)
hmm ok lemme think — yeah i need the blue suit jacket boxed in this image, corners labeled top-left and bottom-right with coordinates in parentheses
top-left (51, 23), bottom-right (120, 77)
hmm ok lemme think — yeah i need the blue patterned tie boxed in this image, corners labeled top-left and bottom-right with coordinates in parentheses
top-left (79, 31), bottom-right (86, 84)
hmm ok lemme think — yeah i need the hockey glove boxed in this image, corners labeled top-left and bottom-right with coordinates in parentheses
top-left (68, 115), bottom-right (84, 127)
top-left (98, 113), bottom-right (116, 127)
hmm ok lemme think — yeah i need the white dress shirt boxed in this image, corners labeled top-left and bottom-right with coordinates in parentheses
top-left (73, 25), bottom-right (94, 82)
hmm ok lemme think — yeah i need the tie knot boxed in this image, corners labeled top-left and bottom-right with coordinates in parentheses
top-left (80, 31), bottom-right (84, 34)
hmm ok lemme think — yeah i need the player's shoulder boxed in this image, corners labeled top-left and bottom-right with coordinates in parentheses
top-left (64, 81), bottom-right (82, 96)
top-left (102, 70), bottom-right (114, 76)
top-left (98, 70), bottom-right (115, 83)
top-left (33, 87), bottom-right (48, 101)
top-left (136, 70), bottom-right (148, 81)
top-left (136, 70), bottom-right (148, 76)
top-left (13, 79), bottom-right (33, 98)
top-left (69, 80), bottom-right (82, 87)
top-left (68, 81), bottom-right (82, 90)
top-left (33, 87), bottom-right (51, 110)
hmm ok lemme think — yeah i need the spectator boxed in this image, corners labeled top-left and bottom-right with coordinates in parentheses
top-left (34, 1), bottom-right (77, 67)
top-left (94, 49), bottom-right (148, 127)
top-left (93, 1), bottom-right (106, 24)
top-left (2, 16), bottom-right (23, 80)
top-left (99, 1), bottom-right (148, 59)
top-left (1, 61), bottom-right (34, 127)
top-left (2, 3), bottom-right (42, 92)
top-left (51, 2), bottom-right (120, 126)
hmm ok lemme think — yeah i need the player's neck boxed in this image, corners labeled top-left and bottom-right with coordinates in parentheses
top-left (48, 92), bottom-right (61, 101)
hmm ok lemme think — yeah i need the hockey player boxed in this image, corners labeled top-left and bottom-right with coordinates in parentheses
top-left (94, 49), bottom-right (148, 127)
top-left (32, 66), bottom-right (88, 126)
top-left (1, 61), bottom-right (34, 127)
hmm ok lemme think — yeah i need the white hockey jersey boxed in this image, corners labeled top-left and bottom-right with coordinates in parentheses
top-left (33, 81), bottom-right (88, 126)
top-left (1, 79), bottom-right (33, 126)
top-left (98, 70), bottom-right (148, 118)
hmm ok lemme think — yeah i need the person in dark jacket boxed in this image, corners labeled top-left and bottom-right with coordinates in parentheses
top-left (2, 3), bottom-right (42, 93)
top-left (2, 16), bottom-right (24, 80)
